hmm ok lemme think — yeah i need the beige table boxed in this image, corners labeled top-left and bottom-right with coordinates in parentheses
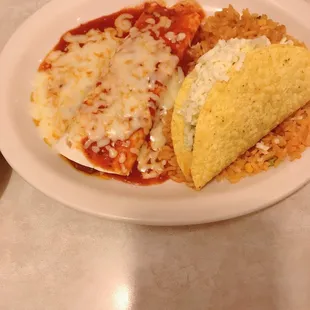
top-left (1, 1), bottom-right (310, 309)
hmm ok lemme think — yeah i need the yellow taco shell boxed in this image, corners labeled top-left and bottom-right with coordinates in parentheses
top-left (191, 45), bottom-right (310, 190)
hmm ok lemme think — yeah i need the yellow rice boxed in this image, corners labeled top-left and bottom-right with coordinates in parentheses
top-left (160, 5), bottom-right (310, 185)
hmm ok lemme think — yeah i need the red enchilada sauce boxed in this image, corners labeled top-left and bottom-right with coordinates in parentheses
top-left (54, 7), bottom-right (144, 52)
top-left (50, 3), bottom-right (200, 185)
top-left (39, 6), bottom-right (144, 71)
top-left (75, 134), bottom-right (169, 186)
top-left (68, 159), bottom-right (169, 186)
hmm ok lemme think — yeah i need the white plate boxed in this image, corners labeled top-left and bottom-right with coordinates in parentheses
top-left (1, 0), bottom-right (310, 226)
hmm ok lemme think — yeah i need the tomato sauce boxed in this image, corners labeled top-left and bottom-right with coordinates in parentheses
top-left (68, 159), bottom-right (168, 186)
top-left (54, 7), bottom-right (144, 52)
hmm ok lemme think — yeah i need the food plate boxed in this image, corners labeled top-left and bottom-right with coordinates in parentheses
top-left (0, 0), bottom-right (310, 225)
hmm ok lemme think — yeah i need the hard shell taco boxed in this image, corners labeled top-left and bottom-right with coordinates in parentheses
top-left (172, 40), bottom-right (310, 190)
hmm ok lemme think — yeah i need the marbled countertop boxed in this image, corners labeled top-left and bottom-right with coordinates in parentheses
top-left (1, 0), bottom-right (310, 309)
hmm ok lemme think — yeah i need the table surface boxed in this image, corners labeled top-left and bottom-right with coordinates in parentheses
top-left (1, 0), bottom-right (310, 309)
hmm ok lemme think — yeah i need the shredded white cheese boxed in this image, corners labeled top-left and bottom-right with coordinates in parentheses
top-left (146, 18), bottom-right (156, 25)
top-left (106, 146), bottom-right (118, 158)
top-left (91, 145), bottom-right (100, 153)
top-left (119, 153), bottom-right (126, 164)
top-left (291, 115), bottom-right (304, 120)
top-left (97, 138), bottom-right (110, 148)
top-left (182, 36), bottom-right (272, 150)
top-left (115, 14), bottom-right (134, 32)
top-left (137, 144), bottom-right (163, 179)
top-left (165, 31), bottom-right (177, 43)
top-left (280, 37), bottom-right (294, 45)
top-left (176, 33), bottom-right (186, 42)
top-left (256, 142), bottom-right (270, 152)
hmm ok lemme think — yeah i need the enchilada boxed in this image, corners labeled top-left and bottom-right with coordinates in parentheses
top-left (57, 1), bottom-right (203, 176)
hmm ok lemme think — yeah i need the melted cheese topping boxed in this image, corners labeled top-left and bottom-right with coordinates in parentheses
top-left (67, 24), bottom-right (179, 149)
top-left (56, 134), bottom-right (107, 172)
top-left (150, 68), bottom-right (184, 151)
top-left (31, 27), bottom-right (121, 146)
top-left (165, 31), bottom-right (186, 44)
top-left (138, 68), bottom-right (184, 179)
top-left (182, 36), bottom-right (271, 150)
top-left (115, 14), bottom-right (134, 36)
top-left (115, 14), bottom-right (134, 32)
top-left (137, 144), bottom-right (163, 179)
